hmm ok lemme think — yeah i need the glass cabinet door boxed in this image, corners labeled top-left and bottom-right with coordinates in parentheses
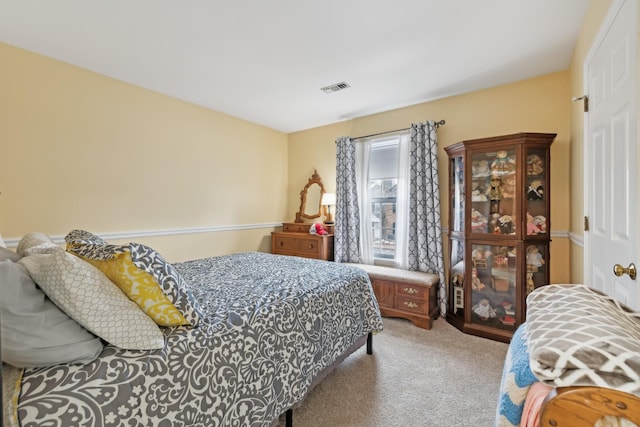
top-left (525, 243), bottom-right (548, 295)
top-left (450, 156), bottom-right (465, 233)
top-left (449, 238), bottom-right (465, 316)
top-left (525, 147), bottom-right (548, 236)
top-left (469, 243), bottom-right (518, 332)
top-left (470, 149), bottom-right (517, 236)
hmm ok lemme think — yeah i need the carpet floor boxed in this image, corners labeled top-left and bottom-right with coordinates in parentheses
top-left (276, 316), bottom-right (509, 427)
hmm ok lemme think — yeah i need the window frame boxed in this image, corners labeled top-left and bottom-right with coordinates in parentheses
top-left (355, 130), bottom-right (410, 267)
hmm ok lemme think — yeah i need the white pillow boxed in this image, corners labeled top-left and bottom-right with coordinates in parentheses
top-left (0, 259), bottom-right (103, 367)
top-left (17, 231), bottom-right (59, 256)
top-left (18, 247), bottom-right (165, 350)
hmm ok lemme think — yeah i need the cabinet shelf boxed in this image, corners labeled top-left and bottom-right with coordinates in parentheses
top-left (445, 132), bottom-right (555, 342)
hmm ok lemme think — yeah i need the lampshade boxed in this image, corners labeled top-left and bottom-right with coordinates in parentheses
top-left (321, 192), bottom-right (336, 206)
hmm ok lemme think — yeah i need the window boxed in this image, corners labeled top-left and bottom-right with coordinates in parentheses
top-left (369, 142), bottom-right (399, 260)
top-left (356, 131), bottom-right (410, 266)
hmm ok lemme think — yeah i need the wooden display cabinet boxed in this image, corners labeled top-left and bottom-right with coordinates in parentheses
top-left (445, 133), bottom-right (555, 342)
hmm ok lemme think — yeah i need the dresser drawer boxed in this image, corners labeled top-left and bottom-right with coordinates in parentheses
top-left (273, 234), bottom-right (318, 256)
top-left (397, 283), bottom-right (427, 299)
top-left (272, 234), bottom-right (301, 253)
top-left (295, 237), bottom-right (320, 256)
top-left (271, 231), bottom-right (333, 261)
top-left (283, 223), bottom-right (309, 233)
top-left (396, 295), bottom-right (428, 314)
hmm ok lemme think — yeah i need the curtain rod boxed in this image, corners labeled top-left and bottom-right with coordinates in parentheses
top-left (353, 120), bottom-right (445, 140)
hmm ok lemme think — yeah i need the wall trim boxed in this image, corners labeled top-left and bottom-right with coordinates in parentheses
top-left (550, 230), bottom-right (570, 239)
top-left (6, 224), bottom-right (573, 248)
top-left (568, 231), bottom-right (584, 247)
top-left (4, 222), bottom-right (283, 248)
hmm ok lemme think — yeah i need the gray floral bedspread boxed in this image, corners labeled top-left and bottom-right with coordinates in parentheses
top-left (16, 252), bottom-right (383, 427)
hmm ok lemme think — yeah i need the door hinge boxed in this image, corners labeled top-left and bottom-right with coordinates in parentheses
top-left (573, 95), bottom-right (589, 112)
top-left (584, 216), bottom-right (589, 231)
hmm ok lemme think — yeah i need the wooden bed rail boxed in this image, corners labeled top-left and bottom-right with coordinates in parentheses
top-left (540, 386), bottom-right (640, 426)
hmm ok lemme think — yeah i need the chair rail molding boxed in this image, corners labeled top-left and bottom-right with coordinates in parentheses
top-left (4, 222), bottom-right (283, 248)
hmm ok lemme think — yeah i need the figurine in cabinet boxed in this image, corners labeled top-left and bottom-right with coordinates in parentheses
top-left (488, 175), bottom-right (503, 201)
top-left (526, 246), bottom-right (545, 272)
top-left (527, 213), bottom-right (546, 235)
top-left (493, 246), bottom-right (511, 269)
top-left (497, 300), bottom-right (516, 325)
top-left (472, 248), bottom-right (492, 269)
top-left (488, 213), bottom-right (501, 234)
top-left (491, 150), bottom-right (510, 175)
top-left (527, 180), bottom-right (544, 200)
top-left (473, 160), bottom-right (491, 177)
top-left (488, 174), bottom-right (503, 213)
top-left (526, 272), bottom-right (535, 294)
top-left (527, 212), bottom-right (538, 235)
top-left (472, 298), bottom-right (496, 321)
top-left (471, 181), bottom-right (488, 201)
top-left (501, 176), bottom-right (516, 199)
top-left (471, 209), bottom-right (488, 233)
top-left (533, 215), bottom-right (546, 233)
top-left (527, 154), bottom-right (544, 175)
top-left (470, 267), bottom-right (485, 290)
top-left (498, 215), bottom-right (514, 234)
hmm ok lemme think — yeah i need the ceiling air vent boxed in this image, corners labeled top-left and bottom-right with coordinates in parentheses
top-left (320, 81), bottom-right (351, 94)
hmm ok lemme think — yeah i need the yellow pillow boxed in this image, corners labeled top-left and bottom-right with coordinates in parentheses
top-left (83, 252), bottom-right (188, 326)
top-left (64, 230), bottom-right (203, 326)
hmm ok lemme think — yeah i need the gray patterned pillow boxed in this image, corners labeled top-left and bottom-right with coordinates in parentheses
top-left (64, 229), bottom-right (107, 246)
top-left (18, 247), bottom-right (165, 350)
top-left (65, 230), bottom-right (203, 326)
top-left (0, 247), bottom-right (21, 262)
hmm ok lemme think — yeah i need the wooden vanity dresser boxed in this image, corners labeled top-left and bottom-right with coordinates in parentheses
top-left (271, 222), bottom-right (334, 261)
top-left (274, 170), bottom-right (334, 261)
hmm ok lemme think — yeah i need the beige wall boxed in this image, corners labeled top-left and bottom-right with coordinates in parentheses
top-left (2, 1), bottom-right (625, 272)
top-left (289, 72), bottom-right (572, 284)
top-left (0, 42), bottom-right (289, 262)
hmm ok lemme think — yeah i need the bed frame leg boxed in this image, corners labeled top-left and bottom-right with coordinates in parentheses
top-left (286, 409), bottom-right (293, 427)
top-left (367, 332), bottom-right (373, 355)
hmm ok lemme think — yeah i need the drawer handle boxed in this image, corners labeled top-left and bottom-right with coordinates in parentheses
top-left (403, 301), bottom-right (418, 309)
top-left (279, 241), bottom-right (284, 246)
top-left (308, 244), bottom-right (314, 249)
top-left (404, 287), bottom-right (418, 294)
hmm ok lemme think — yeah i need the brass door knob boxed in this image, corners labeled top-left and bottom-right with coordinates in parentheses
top-left (613, 263), bottom-right (637, 280)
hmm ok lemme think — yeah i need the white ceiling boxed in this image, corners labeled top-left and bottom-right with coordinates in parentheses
top-left (0, 0), bottom-right (591, 133)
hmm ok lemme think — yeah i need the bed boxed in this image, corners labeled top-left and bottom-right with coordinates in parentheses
top-left (495, 284), bottom-right (640, 427)
top-left (2, 231), bottom-right (383, 427)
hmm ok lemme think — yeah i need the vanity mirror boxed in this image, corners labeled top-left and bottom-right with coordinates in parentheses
top-left (295, 170), bottom-right (326, 223)
top-left (272, 170), bottom-right (334, 261)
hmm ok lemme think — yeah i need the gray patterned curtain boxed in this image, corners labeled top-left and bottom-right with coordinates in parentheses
top-left (408, 122), bottom-right (447, 315)
top-left (334, 136), bottom-right (362, 263)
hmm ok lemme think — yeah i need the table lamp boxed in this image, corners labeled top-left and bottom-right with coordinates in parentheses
top-left (321, 192), bottom-right (336, 225)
